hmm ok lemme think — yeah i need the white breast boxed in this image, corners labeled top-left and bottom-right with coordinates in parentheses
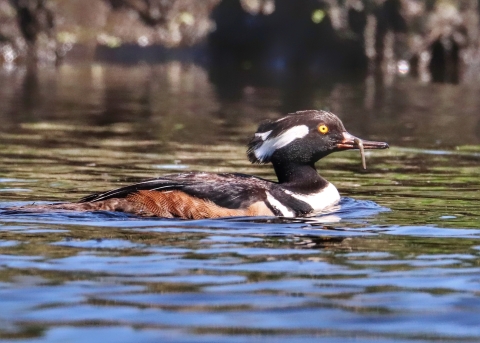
top-left (284, 182), bottom-right (340, 214)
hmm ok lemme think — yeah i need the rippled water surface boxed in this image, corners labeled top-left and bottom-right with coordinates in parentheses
top-left (0, 63), bottom-right (479, 343)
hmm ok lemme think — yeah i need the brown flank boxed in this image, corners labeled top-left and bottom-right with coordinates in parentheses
top-left (12, 190), bottom-right (274, 219)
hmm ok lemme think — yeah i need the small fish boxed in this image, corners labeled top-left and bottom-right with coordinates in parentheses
top-left (354, 137), bottom-right (366, 169)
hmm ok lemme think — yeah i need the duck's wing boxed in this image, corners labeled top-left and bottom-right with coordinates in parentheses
top-left (79, 172), bottom-right (274, 213)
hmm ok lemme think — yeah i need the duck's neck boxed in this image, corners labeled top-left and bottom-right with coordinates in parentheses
top-left (272, 161), bottom-right (328, 192)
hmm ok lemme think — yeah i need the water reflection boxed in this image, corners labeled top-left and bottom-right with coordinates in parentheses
top-left (1, 62), bottom-right (479, 150)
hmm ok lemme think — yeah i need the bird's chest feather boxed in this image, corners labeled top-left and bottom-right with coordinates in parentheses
top-left (281, 182), bottom-right (340, 216)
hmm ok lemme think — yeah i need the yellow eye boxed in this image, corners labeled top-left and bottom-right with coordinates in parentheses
top-left (318, 124), bottom-right (329, 134)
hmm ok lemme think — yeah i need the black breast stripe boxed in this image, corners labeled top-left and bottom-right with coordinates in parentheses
top-left (268, 188), bottom-right (314, 216)
top-left (263, 199), bottom-right (285, 217)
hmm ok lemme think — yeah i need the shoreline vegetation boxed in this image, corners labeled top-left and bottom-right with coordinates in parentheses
top-left (0, 0), bottom-right (479, 83)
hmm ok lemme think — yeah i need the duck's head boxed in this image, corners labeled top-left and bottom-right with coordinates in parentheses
top-left (247, 110), bottom-right (388, 168)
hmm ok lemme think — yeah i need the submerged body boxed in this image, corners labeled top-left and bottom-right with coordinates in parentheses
top-left (13, 110), bottom-right (388, 219)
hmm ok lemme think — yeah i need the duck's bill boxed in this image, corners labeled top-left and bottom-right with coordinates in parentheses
top-left (336, 132), bottom-right (389, 150)
top-left (336, 132), bottom-right (389, 169)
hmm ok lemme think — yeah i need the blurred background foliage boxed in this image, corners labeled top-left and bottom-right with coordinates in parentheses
top-left (0, 0), bottom-right (479, 83)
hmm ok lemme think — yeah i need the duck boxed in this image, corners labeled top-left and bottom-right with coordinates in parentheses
top-left (16, 110), bottom-right (388, 218)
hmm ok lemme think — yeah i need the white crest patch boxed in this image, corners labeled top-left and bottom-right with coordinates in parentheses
top-left (266, 192), bottom-right (295, 217)
top-left (254, 125), bottom-right (309, 161)
top-left (283, 182), bottom-right (340, 213)
top-left (255, 130), bottom-right (272, 141)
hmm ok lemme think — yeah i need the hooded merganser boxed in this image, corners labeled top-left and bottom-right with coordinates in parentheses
top-left (17, 110), bottom-right (388, 218)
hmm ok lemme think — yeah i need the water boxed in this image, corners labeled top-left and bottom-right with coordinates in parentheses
top-left (0, 63), bottom-right (479, 343)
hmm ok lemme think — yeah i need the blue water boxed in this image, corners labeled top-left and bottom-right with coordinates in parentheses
top-left (1, 196), bottom-right (480, 342)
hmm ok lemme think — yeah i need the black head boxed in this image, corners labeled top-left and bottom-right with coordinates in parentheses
top-left (247, 110), bottom-right (388, 165)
